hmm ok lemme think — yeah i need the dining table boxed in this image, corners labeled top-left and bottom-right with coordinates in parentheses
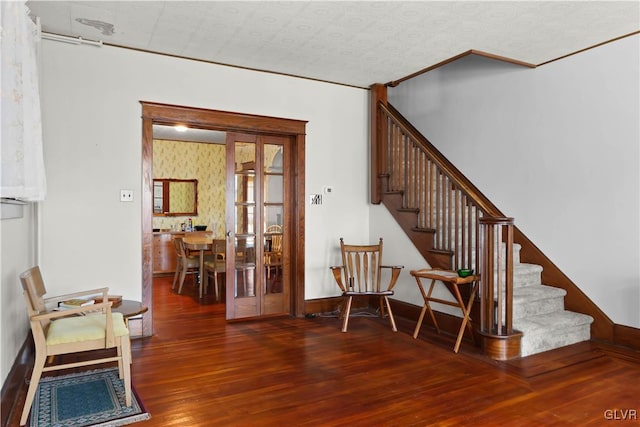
top-left (182, 232), bottom-right (214, 298)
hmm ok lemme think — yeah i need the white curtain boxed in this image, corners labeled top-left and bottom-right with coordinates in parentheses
top-left (1, 1), bottom-right (46, 201)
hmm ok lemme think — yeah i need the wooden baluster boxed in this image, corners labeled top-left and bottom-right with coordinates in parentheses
top-left (427, 160), bottom-right (432, 229)
top-left (400, 129), bottom-right (405, 193)
top-left (389, 123), bottom-right (395, 191)
top-left (420, 152), bottom-right (426, 228)
top-left (467, 202), bottom-right (474, 271)
top-left (404, 134), bottom-right (408, 206)
top-left (445, 175), bottom-right (450, 250)
top-left (409, 141), bottom-right (419, 211)
top-left (496, 224), bottom-right (503, 334)
top-left (454, 187), bottom-right (460, 270)
top-left (504, 223), bottom-right (514, 334)
top-left (381, 112), bottom-right (387, 182)
top-left (461, 193), bottom-right (468, 270)
top-left (394, 125), bottom-right (401, 191)
top-left (402, 134), bottom-right (408, 207)
top-left (435, 171), bottom-right (441, 248)
top-left (386, 116), bottom-right (392, 187)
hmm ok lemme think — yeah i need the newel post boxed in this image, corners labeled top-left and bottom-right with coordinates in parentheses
top-left (477, 217), bottom-right (522, 360)
top-left (370, 83), bottom-right (387, 204)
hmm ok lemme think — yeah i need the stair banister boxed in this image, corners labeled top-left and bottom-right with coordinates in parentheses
top-left (370, 83), bottom-right (624, 355)
top-left (371, 84), bottom-right (521, 358)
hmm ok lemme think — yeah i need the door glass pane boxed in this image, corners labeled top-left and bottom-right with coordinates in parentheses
top-left (235, 175), bottom-right (254, 203)
top-left (235, 205), bottom-right (255, 234)
top-left (234, 141), bottom-right (256, 298)
top-left (264, 206), bottom-right (283, 230)
top-left (264, 175), bottom-right (283, 204)
top-left (235, 235), bottom-right (256, 297)
top-left (236, 142), bottom-right (256, 172)
top-left (264, 144), bottom-right (283, 173)
top-left (264, 144), bottom-right (284, 294)
top-left (264, 223), bottom-right (282, 295)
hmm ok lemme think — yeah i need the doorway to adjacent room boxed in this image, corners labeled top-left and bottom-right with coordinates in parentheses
top-left (140, 102), bottom-right (307, 336)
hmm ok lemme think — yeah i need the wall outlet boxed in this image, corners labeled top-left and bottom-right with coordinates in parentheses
top-left (120, 190), bottom-right (134, 202)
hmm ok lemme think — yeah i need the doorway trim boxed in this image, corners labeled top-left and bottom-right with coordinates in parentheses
top-left (140, 101), bottom-right (307, 336)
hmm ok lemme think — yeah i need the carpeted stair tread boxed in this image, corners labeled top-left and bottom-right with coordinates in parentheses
top-left (512, 285), bottom-right (567, 317)
top-left (513, 284), bottom-right (566, 300)
top-left (514, 310), bottom-right (594, 334)
top-left (515, 311), bottom-right (594, 357)
top-left (486, 263), bottom-right (543, 287)
top-left (512, 263), bottom-right (544, 287)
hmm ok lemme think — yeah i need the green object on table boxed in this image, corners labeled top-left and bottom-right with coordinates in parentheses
top-left (457, 269), bottom-right (474, 278)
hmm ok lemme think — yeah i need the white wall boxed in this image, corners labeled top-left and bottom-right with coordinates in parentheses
top-left (387, 35), bottom-right (640, 327)
top-left (1, 203), bottom-right (36, 383)
top-left (2, 40), bottom-right (370, 383)
top-left (36, 42), bottom-right (369, 301)
top-left (369, 205), bottom-right (462, 316)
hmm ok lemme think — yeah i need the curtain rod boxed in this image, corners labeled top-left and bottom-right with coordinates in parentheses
top-left (35, 18), bottom-right (103, 47)
top-left (41, 32), bottom-right (103, 47)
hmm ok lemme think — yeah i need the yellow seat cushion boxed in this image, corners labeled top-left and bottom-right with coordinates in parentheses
top-left (47, 312), bottom-right (129, 345)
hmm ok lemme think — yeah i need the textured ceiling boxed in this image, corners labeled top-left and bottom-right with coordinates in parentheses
top-left (27, 1), bottom-right (640, 88)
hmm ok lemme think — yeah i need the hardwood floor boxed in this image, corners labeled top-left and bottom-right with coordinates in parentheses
top-left (8, 275), bottom-right (640, 426)
top-left (126, 276), bottom-right (640, 426)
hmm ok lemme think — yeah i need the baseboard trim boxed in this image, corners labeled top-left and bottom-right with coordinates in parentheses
top-left (613, 323), bottom-right (640, 352)
top-left (304, 296), bottom-right (479, 342)
top-left (305, 297), bottom-right (640, 353)
top-left (304, 295), bottom-right (369, 315)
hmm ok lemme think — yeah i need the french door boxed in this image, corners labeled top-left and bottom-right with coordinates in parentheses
top-left (225, 132), bottom-right (290, 320)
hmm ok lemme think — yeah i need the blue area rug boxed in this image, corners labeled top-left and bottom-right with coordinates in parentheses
top-left (30, 367), bottom-right (150, 427)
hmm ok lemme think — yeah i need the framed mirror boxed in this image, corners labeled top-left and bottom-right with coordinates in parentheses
top-left (153, 178), bottom-right (198, 216)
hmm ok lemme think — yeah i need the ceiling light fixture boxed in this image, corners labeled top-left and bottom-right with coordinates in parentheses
top-left (174, 125), bottom-right (188, 132)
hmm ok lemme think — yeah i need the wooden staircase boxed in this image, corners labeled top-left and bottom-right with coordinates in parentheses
top-left (370, 83), bottom-right (614, 359)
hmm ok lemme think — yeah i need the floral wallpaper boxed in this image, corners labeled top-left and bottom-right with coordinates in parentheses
top-left (153, 139), bottom-right (225, 235)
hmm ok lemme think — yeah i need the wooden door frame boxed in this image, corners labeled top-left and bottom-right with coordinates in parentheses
top-left (140, 101), bottom-right (307, 336)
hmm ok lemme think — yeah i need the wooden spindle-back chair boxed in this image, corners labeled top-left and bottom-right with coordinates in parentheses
top-left (330, 238), bottom-right (403, 332)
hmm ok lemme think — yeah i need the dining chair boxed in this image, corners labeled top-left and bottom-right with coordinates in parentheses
top-left (330, 238), bottom-right (403, 332)
top-left (172, 236), bottom-right (200, 294)
top-left (264, 224), bottom-right (282, 288)
top-left (19, 266), bottom-right (132, 426)
top-left (203, 239), bottom-right (226, 301)
top-left (264, 235), bottom-right (283, 294)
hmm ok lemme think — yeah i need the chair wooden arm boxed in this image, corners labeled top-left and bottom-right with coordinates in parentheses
top-left (44, 287), bottom-right (110, 305)
top-left (31, 301), bottom-right (113, 321)
top-left (330, 266), bottom-right (346, 292)
top-left (381, 265), bottom-right (404, 292)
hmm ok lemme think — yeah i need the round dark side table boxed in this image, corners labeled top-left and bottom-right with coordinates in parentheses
top-left (112, 300), bottom-right (148, 327)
